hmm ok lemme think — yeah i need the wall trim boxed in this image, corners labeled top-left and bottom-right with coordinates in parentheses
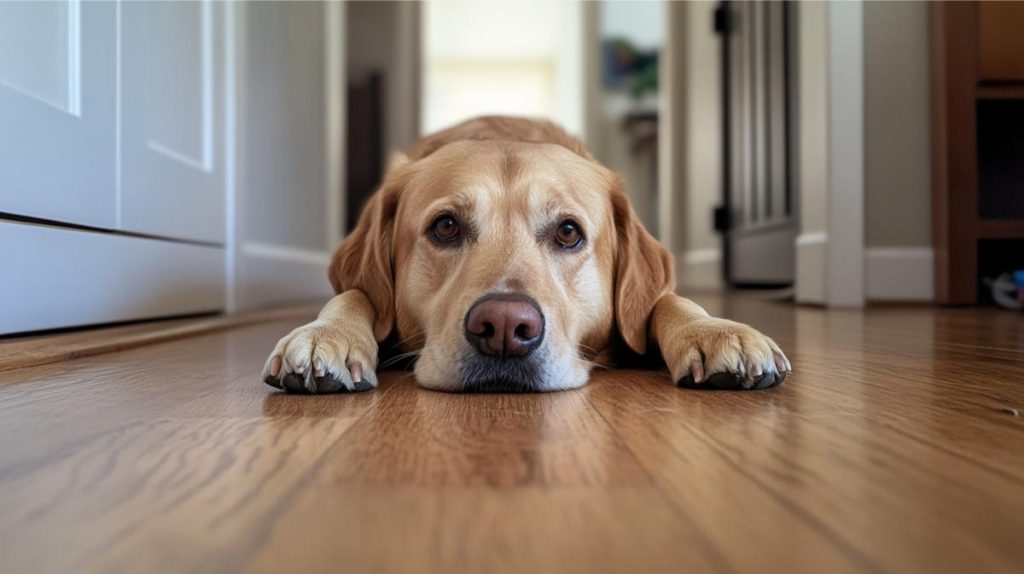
top-left (242, 242), bottom-right (332, 266)
top-left (865, 247), bottom-right (934, 302)
top-left (825, 0), bottom-right (865, 307)
top-left (236, 242), bottom-right (333, 310)
top-left (677, 248), bottom-right (722, 290)
top-left (1, 220), bottom-right (223, 335)
top-left (796, 232), bottom-right (827, 304)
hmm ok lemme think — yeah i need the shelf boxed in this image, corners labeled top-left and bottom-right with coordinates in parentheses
top-left (976, 84), bottom-right (1024, 100)
top-left (978, 219), bottom-right (1024, 239)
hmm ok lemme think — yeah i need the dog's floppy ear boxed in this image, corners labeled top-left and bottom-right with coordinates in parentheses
top-left (328, 157), bottom-right (407, 342)
top-left (611, 178), bottom-right (675, 355)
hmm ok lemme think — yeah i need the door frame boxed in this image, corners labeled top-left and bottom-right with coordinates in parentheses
top-left (224, 1), bottom-right (347, 312)
top-left (794, 0), bottom-right (865, 307)
top-left (658, 1), bottom-right (865, 305)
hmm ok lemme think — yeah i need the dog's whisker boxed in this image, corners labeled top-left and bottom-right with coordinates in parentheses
top-left (380, 350), bottom-right (422, 368)
top-left (388, 328), bottom-right (429, 352)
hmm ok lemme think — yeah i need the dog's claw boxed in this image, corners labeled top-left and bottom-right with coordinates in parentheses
top-left (689, 360), bottom-right (705, 383)
top-left (269, 356), bottom-right (282, 378)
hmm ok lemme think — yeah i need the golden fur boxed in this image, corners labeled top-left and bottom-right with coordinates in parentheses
top-left (263, 116), bottom-right (790, 393)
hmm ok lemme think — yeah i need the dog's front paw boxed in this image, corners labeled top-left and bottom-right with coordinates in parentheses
top-left (262, 320), bottom-right (378, 394)
top-left (660, 318), bottom-right (791, 390)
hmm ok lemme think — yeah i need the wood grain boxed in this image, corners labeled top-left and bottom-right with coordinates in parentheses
top-left (978, 1), bottom-right (1024, 81)
top-left (0, 294), bottom-right (1022, 573)
top-left (0, 304), bottom-right (320, 373)
top-left (930, 1), bottom-right (980, 304)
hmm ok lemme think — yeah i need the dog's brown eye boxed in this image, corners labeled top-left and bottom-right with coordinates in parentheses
top-left (555, 220), bottom-right (583, 249)
top-left (431, 215), bottom-right (460, 243)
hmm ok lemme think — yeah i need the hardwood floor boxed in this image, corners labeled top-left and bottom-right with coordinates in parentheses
top-left (0, 294), bottom-right (1021, 573)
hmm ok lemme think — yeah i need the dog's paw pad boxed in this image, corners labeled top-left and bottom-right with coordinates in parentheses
top-left (265, 368), bottom-right (377, 394)
top-left (752, 370), bottom-right (786, 389)
top-left (677, 371), bottom-right (742, 389)
top-left (677, 369), bottom-right (786, 390)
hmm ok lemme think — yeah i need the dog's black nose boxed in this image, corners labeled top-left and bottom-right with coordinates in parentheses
top-left (464, 294), bottom-right (545, 358)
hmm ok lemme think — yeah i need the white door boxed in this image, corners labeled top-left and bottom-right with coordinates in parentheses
top-left (228, 1), bottom-right (344, 311)
top-left (0, 1), bottom-right (224, 334)
top-left (119, 0), bottom-right (224, 243)
top-left (0, 1), bottom-right (345, 335)
top-left (0, 1), bottom-right (118, 228)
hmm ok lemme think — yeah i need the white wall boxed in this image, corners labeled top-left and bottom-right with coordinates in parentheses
top-left (422, 0), bottom-right (582, 137)
top-left (675, 1), bottom-right (724, 290)
top-left (347, 1), bottom-right (420, 154)
top-left (864, 1), bottom-right (931, 249)
top-left (795, 1), bottom-right (865, 307)
top-left (863, 1), bottom-right (933, 302)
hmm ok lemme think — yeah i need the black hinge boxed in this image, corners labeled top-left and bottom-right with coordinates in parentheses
top-left (713, 206), bottom-right (731, 233)
top-left (714, 2), bottom-right (731, 35)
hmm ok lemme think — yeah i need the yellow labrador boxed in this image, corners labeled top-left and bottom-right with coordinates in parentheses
top-left (262, 116), bottom-right (791, 393)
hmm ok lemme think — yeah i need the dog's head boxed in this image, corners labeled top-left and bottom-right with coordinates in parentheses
top-left (331, 118), bottom-right (674, 392)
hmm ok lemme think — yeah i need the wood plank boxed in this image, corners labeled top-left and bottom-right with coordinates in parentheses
top-left (930, 2), bottom-right (981, 304)
top-left (978, 218), bottom-right (1024, 239)
top-left (0, 319), bottom-right (383, 573)
top-left (0, 304), bottom-right (319, 373)
top-left (978, 1), bottom-right (1024, 81)
top-left (242, 379), bottom-right (727, 573)
top-left (0, 294), bottom-right (1022, 572)
top-left (976, 84), bottom-right (1024, 100)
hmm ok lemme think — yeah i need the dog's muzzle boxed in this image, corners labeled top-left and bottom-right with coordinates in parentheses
top-left (460, 293), bottom-right (546, 392)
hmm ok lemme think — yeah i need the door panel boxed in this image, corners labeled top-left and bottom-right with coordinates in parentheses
top-left (0, 220), bottom-right (223, 335)
top-left (0, 1), bottom-right (117, 228)
top-left (722, 0), bottom-right (796, 286)
top-left (243, 1), bottom-right (328, 252)
top-left (119, 0), bottom-right (225, 243)
top-left (231, 1), bottom-right (343, 310)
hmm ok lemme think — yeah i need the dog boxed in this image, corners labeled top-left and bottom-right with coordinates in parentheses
top-left (262, 116), bottom-right (791, 393)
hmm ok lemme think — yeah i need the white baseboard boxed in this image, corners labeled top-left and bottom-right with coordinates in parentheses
top-left (796, 232), bottom-right (828, 304)
top-left (234, 242), bottom-right (334, 310)
top-left (677, 248), bottom-right (722, 290)
top-left (865, 247), bottom-right (934, 302)
top-left (1, 221), bottom-right (224, 335)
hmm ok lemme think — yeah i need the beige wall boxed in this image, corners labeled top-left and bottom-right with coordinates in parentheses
top-left (660, 1), bottom-right (724, 289)
top-left (797, 1), bottom-right (829, 240)
top-left (683, 0), bottom-right (722, 255)
top-left (658, 1), bottom-right (688, 256)
top-left (347, 1), bottom-right (420, 154)
top-left (864, 1), bottom-right (931, 248)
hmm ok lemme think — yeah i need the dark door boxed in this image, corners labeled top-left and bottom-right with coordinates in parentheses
top-left (717, 1), bottom-right (796, 287)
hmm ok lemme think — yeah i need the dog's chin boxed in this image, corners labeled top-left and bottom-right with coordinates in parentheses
top-left (457, 354), bottom-right (545, 393)
top-left (414, 345), bottom-right (592, 393)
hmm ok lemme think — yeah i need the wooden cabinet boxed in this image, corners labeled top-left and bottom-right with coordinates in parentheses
top-left (978, 2), bottom-right (1024, 82)
top-left (930, 2), bottom-right (1024, 305)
